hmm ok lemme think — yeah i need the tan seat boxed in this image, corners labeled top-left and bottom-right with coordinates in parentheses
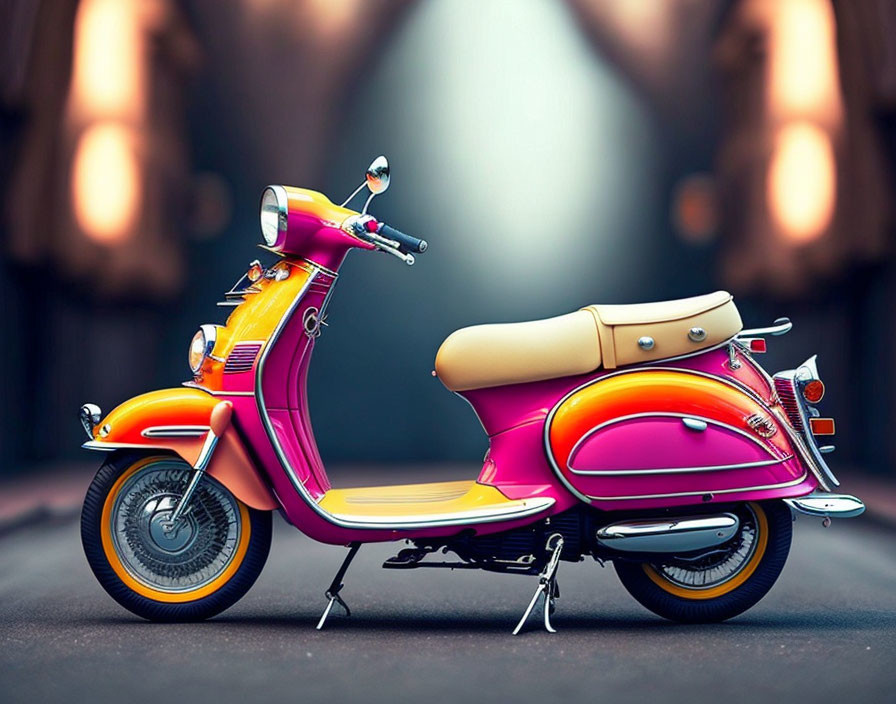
top-left (435, 291), bottom-right (741, 391)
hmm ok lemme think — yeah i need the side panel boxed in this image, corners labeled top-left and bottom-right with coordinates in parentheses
top-left (568, 415), bottom-right (778, 472)
top-left (90, 388), bottom-right (278, 510)
top-left (547, 370), bottom-right (814, 507)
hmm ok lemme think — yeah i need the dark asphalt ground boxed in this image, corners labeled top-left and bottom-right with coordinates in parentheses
top-left (1, 502), bottom-right (894, 703)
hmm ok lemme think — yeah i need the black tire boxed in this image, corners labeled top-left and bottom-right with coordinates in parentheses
top-left (81, 452), bottom-right (272, 622)
top-left (614, 501), bottom-right (791, 623)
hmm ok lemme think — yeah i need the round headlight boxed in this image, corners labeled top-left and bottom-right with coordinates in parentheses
top-left (260, 185), bottom-right (288, 247)
top-left (188, 324), bottom-right (218, 374)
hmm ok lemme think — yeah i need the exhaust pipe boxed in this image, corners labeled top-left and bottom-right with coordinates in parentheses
top-left (595, 513), bottom-right (739, 553)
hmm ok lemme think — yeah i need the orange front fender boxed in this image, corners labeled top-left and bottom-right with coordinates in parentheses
top-left (88, 388), bottom-right (278, 510)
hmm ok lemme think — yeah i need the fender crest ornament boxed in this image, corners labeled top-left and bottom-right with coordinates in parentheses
top-left (746, 412), bottom-right (778, 438)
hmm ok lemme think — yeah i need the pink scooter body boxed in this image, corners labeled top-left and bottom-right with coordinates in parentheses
top-left (213, 228), bottom-right (821, 546)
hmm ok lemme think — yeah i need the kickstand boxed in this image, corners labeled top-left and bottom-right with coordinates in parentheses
top-left (512, 533), bottom-right (564, 636)
top-left (316, 542), bottom-right (360, 630)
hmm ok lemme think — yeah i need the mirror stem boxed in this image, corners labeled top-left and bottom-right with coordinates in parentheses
top-left (340, 181), bottom-right (366, 208)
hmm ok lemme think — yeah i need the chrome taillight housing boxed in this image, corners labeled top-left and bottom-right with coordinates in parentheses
top-left (773, 356), bottom-right (840, 489)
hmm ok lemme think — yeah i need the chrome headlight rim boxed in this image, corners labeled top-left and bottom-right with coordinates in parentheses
top-left (260, 185), bottom-right (288, 248)
top-left (189, 324), bottom-right (218, 374)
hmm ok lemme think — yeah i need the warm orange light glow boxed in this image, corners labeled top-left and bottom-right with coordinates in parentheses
top-left (72, 123), bottom-right (141, 243)
top-left (672, 174), bottom-right (718, 244)
top-left (767, 0), bottom-right (841, 124)
top-left (767, 122), bottom-right (836, 242)
top-left (70, 0), bottom-right (143, 120)
top-left (589, 0), bottom-right (671, 60)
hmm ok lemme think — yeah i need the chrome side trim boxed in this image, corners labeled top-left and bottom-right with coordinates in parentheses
top-left (182, 381), bottom-right (255, 397)
top-left (141, 425), bottom-right (209, 438)
top-left (82, 440), bottom-right (160, 452)
top-left (784, 493), bottom-right (865, 518)
top-left (566, 412), bottom-right (782, 474)
top-left (584, 472), bottom-right (808, 501)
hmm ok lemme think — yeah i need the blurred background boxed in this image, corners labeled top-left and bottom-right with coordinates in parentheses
top-left (2, 0), bottom-right (895, 481)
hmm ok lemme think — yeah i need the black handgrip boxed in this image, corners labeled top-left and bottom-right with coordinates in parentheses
top-left (379, 224), bottom-right (428, 253)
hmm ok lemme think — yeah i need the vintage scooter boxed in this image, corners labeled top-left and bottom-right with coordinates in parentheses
top-left (79, 156), bottom-right (865, 633)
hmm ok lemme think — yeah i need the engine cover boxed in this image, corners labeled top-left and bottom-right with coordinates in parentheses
top-left (546, 369), bottom-right (807, 508)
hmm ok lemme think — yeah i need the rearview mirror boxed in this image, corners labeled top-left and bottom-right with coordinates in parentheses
top-left (365, 156), bottom-right (390, 195)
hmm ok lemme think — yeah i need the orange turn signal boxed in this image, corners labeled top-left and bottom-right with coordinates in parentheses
top-left (247, 262), bottom-right (264, 282)
top-left (809, 417), bottom-right (835, 435)
top-left (802, 379), bottom-right (825, 404)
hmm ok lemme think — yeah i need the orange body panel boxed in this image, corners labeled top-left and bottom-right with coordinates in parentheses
top-left (195, 261), bottom-right (315, 392)
top-left (93, 388), bottom-right (278, 510)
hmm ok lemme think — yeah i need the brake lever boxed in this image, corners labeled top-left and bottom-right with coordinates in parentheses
top-left (363, 230), bottom-right (401, 250)
top-left (378, 244), bottom-right (415, 266)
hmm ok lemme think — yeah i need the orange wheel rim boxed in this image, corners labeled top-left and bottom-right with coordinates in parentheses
top-left (642, 502), bottom-right (769, 600)
top-left (100, 456), bottom-right (251, 603)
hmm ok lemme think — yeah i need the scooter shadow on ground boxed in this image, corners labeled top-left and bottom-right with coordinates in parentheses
top-left (80, 608), bottom-right (896, 635)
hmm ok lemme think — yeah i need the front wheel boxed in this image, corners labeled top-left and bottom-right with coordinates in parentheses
top-left (614, 501), bottom-right (792, 623)
top-left (81, 453), bottom-right (272, 621)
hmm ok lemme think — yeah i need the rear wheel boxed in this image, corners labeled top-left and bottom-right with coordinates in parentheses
top-left (81, 453), bottom-right (272, 621)
top-left (614, 501), bottom-right (791, 623)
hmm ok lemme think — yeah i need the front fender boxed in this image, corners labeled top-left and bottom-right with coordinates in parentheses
top-left (85, 388), bottom-right (278, 510)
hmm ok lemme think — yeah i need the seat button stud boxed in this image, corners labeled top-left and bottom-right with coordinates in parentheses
top-left (638, 336), bottom-right (655, 350)
top-left (688, 327), bottom-right (707, 342)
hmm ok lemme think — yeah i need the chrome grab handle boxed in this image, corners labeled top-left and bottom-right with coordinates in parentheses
top-left (737, 317), bottom-right (792, 338)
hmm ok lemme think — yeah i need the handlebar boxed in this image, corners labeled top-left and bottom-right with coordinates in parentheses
top-left (377, 224), bottom-right (428, 254)
top-left (349, 216), bottom-right (427, 265)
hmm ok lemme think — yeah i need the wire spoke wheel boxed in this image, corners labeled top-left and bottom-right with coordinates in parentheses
top-left (110, 461), bottom-right (242, 593)
top-left (614, 501), bottom-right (792, 623)
top-left (82, 453), bottom-right (272, 622)
top-left (649, 504), bottom-right (760, 592)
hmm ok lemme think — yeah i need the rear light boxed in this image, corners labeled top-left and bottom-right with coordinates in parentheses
top-left (802, 379), bottom-right (825, 403)
top-left (809, 417), bottom-right (835, 435)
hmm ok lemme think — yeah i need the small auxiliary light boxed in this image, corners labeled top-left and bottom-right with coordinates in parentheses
top-left (746, 338), bottom-right (767, 353)
top-left (809, 417), bottom-right (835, 435)
top-left (247, 262), bottom-right (264, 283)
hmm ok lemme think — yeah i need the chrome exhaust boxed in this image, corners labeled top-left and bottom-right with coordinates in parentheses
top-left (595, 513), bottom-right (740, 553)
